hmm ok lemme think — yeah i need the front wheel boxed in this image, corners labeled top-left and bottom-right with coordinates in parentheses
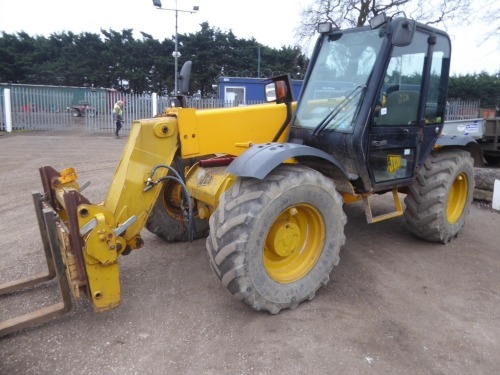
top-left (145, 159), bottom-right (209, 242)
top-left (207, 165), bottom-right (346, 314)
top-left (404, 149), bottom-right (474, 243)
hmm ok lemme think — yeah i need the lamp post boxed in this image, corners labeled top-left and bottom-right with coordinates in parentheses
top-left (153, 0), bottom-right (199, 94)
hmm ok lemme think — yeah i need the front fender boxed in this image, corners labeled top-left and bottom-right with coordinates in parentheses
top-left (226, 142), bottom-right (350, 180)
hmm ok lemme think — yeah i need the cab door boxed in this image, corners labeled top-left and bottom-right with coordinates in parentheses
top-left (367, 30), bottom-right (451, 188)
top-left (367, 31), bottom-right (430, 187)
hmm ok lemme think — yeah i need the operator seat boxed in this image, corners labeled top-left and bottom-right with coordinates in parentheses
top-left (377, 91), bottom-right (420, 126)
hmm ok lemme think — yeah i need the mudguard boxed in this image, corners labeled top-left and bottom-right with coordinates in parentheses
top-left (436, 134), bottom-right (477, 147)
top-left (436, 135), bottom-right (484, 166)
top-left (226, 142), bottom-right (350, 180)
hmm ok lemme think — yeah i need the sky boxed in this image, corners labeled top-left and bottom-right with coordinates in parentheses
top-left (0, 0), bottom-right (498, 76)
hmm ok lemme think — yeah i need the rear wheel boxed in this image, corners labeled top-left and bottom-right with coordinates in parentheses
top-left (404, 150), bottom-right (474, 243)
top-left (146, 159), bottom-right (209, 242)
top-left (207, 165), bottom-right (346, 314)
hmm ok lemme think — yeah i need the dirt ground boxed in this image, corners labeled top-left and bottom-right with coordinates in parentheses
top-left (1, 129), bottom-right (499, 375)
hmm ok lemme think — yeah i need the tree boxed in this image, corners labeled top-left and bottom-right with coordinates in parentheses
top-left (448, 72), bottom-right (500, 108)
top-left (182, 22), bottom-right (308, 97)
top-left (0, 24), bottom-right (309, 97)
top-left (295, 0), bottom-right (472, 43)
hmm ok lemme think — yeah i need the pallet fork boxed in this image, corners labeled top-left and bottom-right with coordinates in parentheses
top-left (0, 192), bottom-right (73, 337)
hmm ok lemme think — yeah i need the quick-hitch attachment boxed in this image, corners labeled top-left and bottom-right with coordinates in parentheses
top-left (0, 166), bottom-right (129, 336)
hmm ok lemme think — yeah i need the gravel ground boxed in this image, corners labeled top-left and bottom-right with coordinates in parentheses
top-left (1, 129), bottom-right (499, 375)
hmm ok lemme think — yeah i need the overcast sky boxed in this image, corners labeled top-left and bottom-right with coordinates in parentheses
top-left (0, 0), bottom-right (498, 76)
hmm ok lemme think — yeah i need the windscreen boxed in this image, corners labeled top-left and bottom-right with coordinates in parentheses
top-left (294, 28), bottom-right (385, 133)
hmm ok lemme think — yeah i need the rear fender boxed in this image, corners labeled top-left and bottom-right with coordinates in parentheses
top-left (435, 135), bottom-right (484, 167)
top-left (226, 142), bottom-right (351, 180)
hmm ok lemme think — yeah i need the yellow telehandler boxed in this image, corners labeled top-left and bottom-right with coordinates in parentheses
top-left (0, 14), bottom-right (483, 336)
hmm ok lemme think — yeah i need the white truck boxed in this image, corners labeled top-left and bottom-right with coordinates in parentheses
top-left (442, 100), bottom-right (500, 165)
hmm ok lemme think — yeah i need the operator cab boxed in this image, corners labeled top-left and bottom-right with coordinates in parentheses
top-left (290, 14), bottom-right (451, 193)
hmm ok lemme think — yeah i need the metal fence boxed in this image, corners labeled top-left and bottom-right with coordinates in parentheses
top-left (185, 98), bottom-right (266, 109)
top-left (0, 87), bottom-right (173, 133)
top-left (1, 85), bottom-right (269, 134)
top-left (1, 87), bottom-right (73, 131)
top-left (9, 85), bottom-right (485, 133)
top-left (82, 94), bottom-right (265, 135)
top-left (83, 92), bottom-right (170, 135)
top-left (446, 100), bottom-right (480, 121)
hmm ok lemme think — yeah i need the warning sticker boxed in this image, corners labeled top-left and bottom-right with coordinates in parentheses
top-left (465, 122), bottom-right (479, 133)
top-left (197, 172), bottom-right (214, 186)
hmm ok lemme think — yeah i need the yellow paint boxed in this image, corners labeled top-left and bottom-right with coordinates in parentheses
top-left (77, 205), bottom-right (123, 310)
top-left (447, 172), bottom-right (468, 224)
top-left (56, 167), bottom-right (78, 185)
top-left (387, 154), bottom-right (402, 175)
top-left (363, 189), bottom-right (404, 224)
top-left (83, 250), bottom-right (121, 311)
top-left (263, 204), bottom-right (325, 283)
top-left (46, 101), bottom-right (298, 312)
top-left (103, 117), bottom-right (179, 244)
top-left (176, 102), bottom-right (295, 158)
top-left (341, 192), bottom-right (363, 204)
top-left (54, 224), bottom-right (81, 300)
top-left (185, 165), bottom-right (234, 210)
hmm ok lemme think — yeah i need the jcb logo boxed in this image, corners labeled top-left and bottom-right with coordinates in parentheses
top-left (387, 154), bottom-right (401, 174)
top-left (397, 93), bottom-right (410, 104)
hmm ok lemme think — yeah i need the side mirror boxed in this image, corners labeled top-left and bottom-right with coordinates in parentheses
top-left (265, 83), bottom-right (276, 102)
top-left (178, 61), bottom-right (192, 95)
top-left (369, 13), bottom-right (387, 29)
top-left (265, 74), bottom-right (294, 104)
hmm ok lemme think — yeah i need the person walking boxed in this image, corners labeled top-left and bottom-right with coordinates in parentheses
top-left (113, 100), bottom-right (124, 138)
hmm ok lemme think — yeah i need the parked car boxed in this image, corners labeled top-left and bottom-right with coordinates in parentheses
top-left (69, 101), bottom-right (97, 117)
top-left (20, 104), bottom-right (37, 112)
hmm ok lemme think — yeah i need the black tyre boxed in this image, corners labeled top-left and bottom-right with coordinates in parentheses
top-left (71, 109), bottom-right (80, 117)
top-left (404, 149), bottom-right (474, 243)
top-left (145, 159), bottom-right (209, 242)
top-left (207, 165), bottom-right (346, 314)
top-left (86, 109), bottom-right (97, 117)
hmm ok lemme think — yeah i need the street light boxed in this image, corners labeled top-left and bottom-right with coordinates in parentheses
top-left (153, 0), bottom-right (199, 95)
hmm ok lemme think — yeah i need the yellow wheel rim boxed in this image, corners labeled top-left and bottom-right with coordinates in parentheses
top-left (263, 204), bottom-right (325, 283)
top-left (446, 172), bottom-right (468, 224)
top-left (160, 181), bottom-right (185, 220)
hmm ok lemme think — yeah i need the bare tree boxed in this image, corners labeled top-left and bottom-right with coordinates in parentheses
top-left (474, 0), bottom-right (500, 43)
top-left (295, 0), bottom-right (473, 44)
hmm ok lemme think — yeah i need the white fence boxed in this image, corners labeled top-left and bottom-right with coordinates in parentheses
top-left (1, 86), bottom-right (266, 134)
top-left (5, 86), bottom-right (480, 133)
top-left (0, 87), bottom-right (73, 131)
top-left (446, 100), bottom-right (481, 121)
top-left (0, 87), bottom-right (170, 134)
top-left (83, 91), bottom-right (170, 135)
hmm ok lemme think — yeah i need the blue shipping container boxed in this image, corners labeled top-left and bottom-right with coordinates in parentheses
top-left (218, 77), bottom-right (303, 104)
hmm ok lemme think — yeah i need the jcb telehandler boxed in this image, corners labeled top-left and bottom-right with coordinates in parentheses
top-left (0, 14), bottom-right (482, 336)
